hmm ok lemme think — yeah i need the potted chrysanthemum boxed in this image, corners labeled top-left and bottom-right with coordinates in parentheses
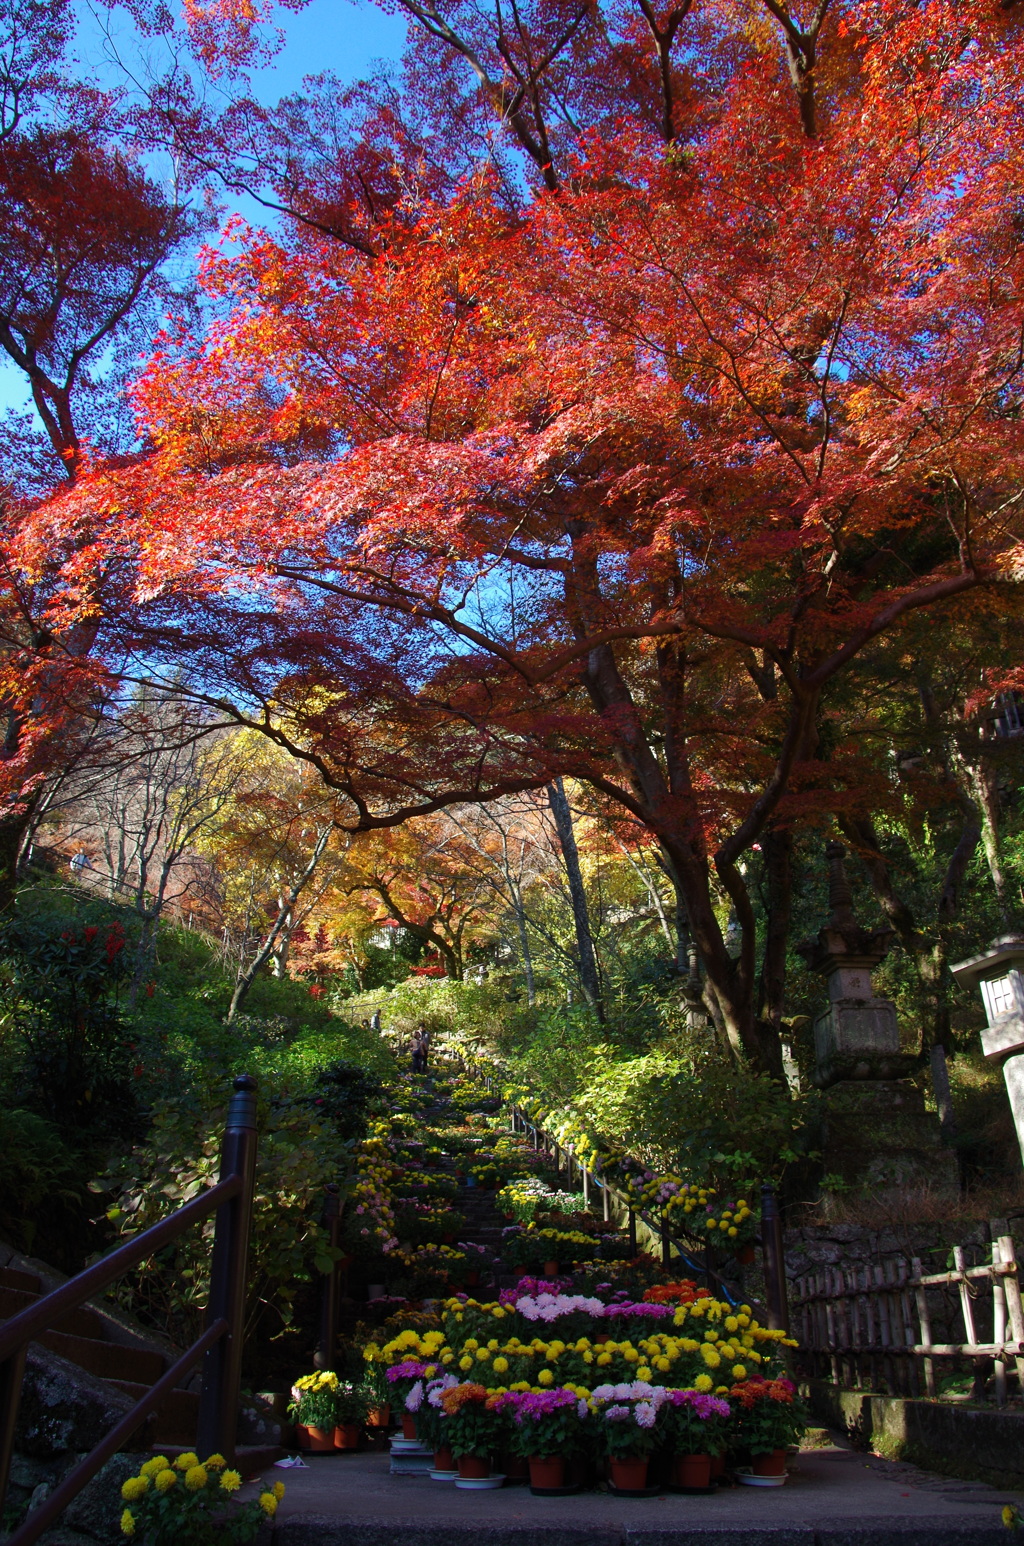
top-left (659, 1389), bottom-right (732, 1489)
top-left (729, 1377), bottom-right (806, 1475)
top-left (495, 1387), bottom-right (590, 1491)
top-left (437, 1383), bottom-right (509, 1479)
top-left (591, 1382), bottom-right (666, 1492)
top-left (288, 1371), bottom-right (347, 1451)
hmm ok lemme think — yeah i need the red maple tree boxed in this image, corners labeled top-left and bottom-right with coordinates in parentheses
top-left (30, 0), bottom-right (1024, 1068)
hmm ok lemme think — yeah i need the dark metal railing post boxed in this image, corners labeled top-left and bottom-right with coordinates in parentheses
top-left (661, 1212), bottom-right (671, 1267)
top-left (196, 1075), bottom-right (258, 1462)
top-left (628, 1208), bottom-right (637, 1257)
top-left (0, 1342), bottom-right (27, 1523)
top-left (314, 1184), bottom-right (342, 1370)
top-left (761, 1182), bottom-right (790, 1333)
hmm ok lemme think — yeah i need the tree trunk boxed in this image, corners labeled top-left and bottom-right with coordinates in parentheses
top-left (228, 825), bottom-right (332, 1020)
top-left (547, 777), bottom-right (603, 1019)
top-left (512, 894), bottom-right (536, 1005)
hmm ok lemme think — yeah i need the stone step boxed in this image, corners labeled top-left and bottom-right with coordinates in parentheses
top-left (0, 1265), bottom-right (43, 1294)
top-left (39, 1328), bottom-right (166, 1385)
top-left (0, 1283), bottom-right (108, 1341)
top-left (109, 1381), bottom-right (199, 1446)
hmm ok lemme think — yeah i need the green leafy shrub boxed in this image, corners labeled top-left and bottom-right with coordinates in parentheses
top-left (0, 912), bottom-right (142, 1143)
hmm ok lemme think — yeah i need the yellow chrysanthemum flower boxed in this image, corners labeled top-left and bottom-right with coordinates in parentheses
top-left (154, 1469), bottom-right (177, 1493)
top-left (493, 1357), bottom-right (509, 1374)
top-left (120, 1508), bottom-right (135, 1536)
top-left (694, 1374), bottom-right (713, 1392)
top-left (140, 1456), bottom-right (169, 1477)
top-left (121, 1477), bottom-right (148, 1502)
top-left (205, 1454), bottom-right (226, 1469)
top-left (459, 1355), bottom-right (473, 1371)
top-left (220, 1470), bottom-right (243, 1493)
top-left (273, 1481), bottom-right (286, 1501)
top-left (185, 1465), bottom-right (208, 1491)
top-left (732, 1364), bottom-right (747, 1380)
top-left (258, 1492), bottom-right (278, 1517)
top-left (174, 1452), bottom-right (199, 1471)
top-left (537, 1369), bottom-right (554, 1386)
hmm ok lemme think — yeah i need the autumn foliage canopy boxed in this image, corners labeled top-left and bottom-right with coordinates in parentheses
top-left (9, 0), bottom-right (1024, 1065)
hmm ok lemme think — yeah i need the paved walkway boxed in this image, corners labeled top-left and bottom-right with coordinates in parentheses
top-left (247, 1443), bottom-right (1021, 1545)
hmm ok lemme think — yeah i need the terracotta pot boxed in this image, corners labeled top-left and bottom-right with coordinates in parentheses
top-left (528, 1455), bottom-right (566, 1489)
top-left (443, 1232), bottom-right (456, 1243)
top-left (295, 1424), bottom-right (335, 1452)
top-left (735, 1244), bottom-right (756, 1265)
top-left (709, 1453), bottom-right (726, 1480)
top-left (610, 1456), bottom-right (649, 1491)
top-left (543, 1259), bottom-right (559, 1277)
top-left (401, 1412), bottom-right (418, 1440)
top-left (672, 1454), bottom-right (711, 1489)
top-left (333, 1422), bottom-right (361, 1450)
top-left (466, 1268), bottom-right (480, 1287)
top-left (457, 1454), bottom-right (491, 1479)
top-left (433, 1445), bottom-right (455, 1472)
top-left (367, 1403), bottom-right (391, 1429)
top-left (752, 1449), bottom-right (787, 1477)
top-left (503, 1453), bottom-right (529, 1481)
top-left (594, 1334), bottom-right (609, 1345)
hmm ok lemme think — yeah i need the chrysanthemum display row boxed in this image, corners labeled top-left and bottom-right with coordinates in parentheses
top-left (364, 1279), bottom-right (804, 1490)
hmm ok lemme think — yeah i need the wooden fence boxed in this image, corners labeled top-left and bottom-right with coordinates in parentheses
top-left (790, 1229), bottom-right (1024, 1405)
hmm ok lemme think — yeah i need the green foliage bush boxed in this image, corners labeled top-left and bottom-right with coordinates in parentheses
top-left (106, 1084), bottom-right (353, 1343)
top-left (0, 911), bottom-right (142, 1142)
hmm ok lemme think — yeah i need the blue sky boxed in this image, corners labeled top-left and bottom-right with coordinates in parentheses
top-left (0, 0), bottom-right (406, 416)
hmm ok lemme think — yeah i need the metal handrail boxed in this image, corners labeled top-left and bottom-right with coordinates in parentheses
top-left (0, 1075), bottom-right (259, 1546)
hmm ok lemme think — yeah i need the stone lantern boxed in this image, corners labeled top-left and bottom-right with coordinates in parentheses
top-left (796, 842), bottom-right (915, 1086)
top-left (797, 842), bottom-right (956, 1191)
top-left (951, 935), bottom-right (1024, 1166)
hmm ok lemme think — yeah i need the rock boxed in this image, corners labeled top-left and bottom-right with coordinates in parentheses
top-left (16, 1347), bottom-right (150, 1458)
top-left (60, 1454), bottom-right (140, 1545)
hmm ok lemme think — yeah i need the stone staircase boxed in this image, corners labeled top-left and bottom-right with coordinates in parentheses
top-left (0, 1262), bottom-right (200, 1446)
top-left (1, 1260), bottom-right (284, 1465)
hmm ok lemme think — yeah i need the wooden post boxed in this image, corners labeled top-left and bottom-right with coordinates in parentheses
top-left (314, 1183), bottom-right (342, 1371)
top-left (874, 1265), bottom-right (895, 1393)
top-left (997, 1234), bottom-right (1024, 1391)
top-left (896, 1261), bottom-right (919, 1398)
top-left (912, 1256), bottom-right (936, 1398)
top-left (196, 1075), bottom-right (259, 1464)
top-left (992, 1240), bottom-right (1008, 1407)
top-left (760, 1184), bottom-right (790, 1333)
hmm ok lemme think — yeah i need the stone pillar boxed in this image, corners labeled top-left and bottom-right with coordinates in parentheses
top-left (951, 935), bottom-right (1024, 1168)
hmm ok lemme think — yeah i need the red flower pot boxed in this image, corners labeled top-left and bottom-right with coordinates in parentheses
top-left (610, 1456), bottom-right (649, 1491)
top-left (457, 1454), bottom-right (491, 1479)
top-left (735, 1244), bottom-right (756, 1265)
top-left (333, 1423), bottom-right (361, 1450)
top-left (543, 1259), bottom-right (559, 1278)
top-left (434, 1445), bottom-right (455, 1472)
top-left (528, 1455), bottom-right (566, 1489)
top-left (295, 1424), bottom-right (335, 1452)
top-left (367, 1403), bottom-right (391, 1429)
top-left (672, 1454), bottom-right (711, 1489)
top-left (401, 1412), bottom-right (418, 1440)
top-left (466, 1268), bottom-right (480, 1287)
top-left (752, 1449), bottom-right (787, 1477)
